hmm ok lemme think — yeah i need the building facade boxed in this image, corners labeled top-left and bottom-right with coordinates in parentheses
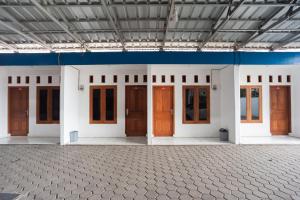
top-left (0, 52), bottom-right (300, 145)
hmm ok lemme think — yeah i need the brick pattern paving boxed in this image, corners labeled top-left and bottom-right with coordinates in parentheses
top-left (0, 145), bottom-right (300, 200)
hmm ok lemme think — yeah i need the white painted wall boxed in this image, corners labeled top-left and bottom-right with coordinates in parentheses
top-left (60, 66), bottom-right (79, 144)
top-left (0, 67), bottom-right (8, 138)
top-left (292, 66), bottom-right (300, 138)
top-left (77, 65), bottom-right (147, 138)
top-left (220, 65), bottom-right (240, 143)
top-left (150, 65), bottom-right (223, 138)
top-left (239, 66), bottom-right (293, 137)
top-left (6, 67), bottom-right (61, 137)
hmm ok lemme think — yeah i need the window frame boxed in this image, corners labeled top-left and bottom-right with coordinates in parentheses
top-left (89, 85), bottom-right (117, 124)
top-left (182, 85), bottom-right (210, 124)
top-left (240, 85), bottom-right (263, 123)
top-left (36, 86), bottom-right (60, 124)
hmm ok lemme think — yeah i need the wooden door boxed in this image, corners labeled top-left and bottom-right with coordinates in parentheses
top-left (9, 87), bottom-right (29, 136)
top-left (270, 86), bottom-right (291, 135)
top-left (125, 86), bottom-right (147, 136)
top-left (153, 86), bottom-right (174, 136)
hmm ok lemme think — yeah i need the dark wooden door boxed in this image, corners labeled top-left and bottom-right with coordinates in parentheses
top-left (270, 86), bottom-right (291, 135)
top-left (9, 87), bottom-right (29, 136)
top-left (153, 86), bottom-right (174, 136)
top-left (125, 86), bottom-right (147, 136)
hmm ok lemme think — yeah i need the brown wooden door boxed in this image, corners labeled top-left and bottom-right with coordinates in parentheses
top-left (9, 87), bottom-right (29, 136)
top-left (270, 86), bottom-right (291, 135)
top-left (125, 86), bottom-right (147, 136)
top-left (153, 86), bottom-right (174, 136)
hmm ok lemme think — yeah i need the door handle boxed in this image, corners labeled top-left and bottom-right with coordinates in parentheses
top-left (170, 109), bottom-right (173, 115)
top-left (126, 108), bottom-right (129, 116)
top-left (25, 110), bottom-right (29, 117)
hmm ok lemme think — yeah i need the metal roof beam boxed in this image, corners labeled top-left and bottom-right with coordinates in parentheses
top-left (0, 40), bottom-right (18, 52)
top-left (271, 34), bottom-right (300, 50)
top-left (162, 0), bottom-right (176, 49)
top-left (2, 18), bottom-right (300, 24)
top-left (198, 0), bottom-right (245, 50)
top-left (236, 1), bottom-right (300, 50)
top-left (0, 20), bottom-right (51, 50)
top-left (100, 0), bottom-right (126, 50)
top-left (30, 0), bottom-right (85, 48)
top-left (0, 2), bottom-right (299, 8)
top-left (0, 8), bottom-right (51, 49)
top-left (0, 28), bottom-right (299, 35)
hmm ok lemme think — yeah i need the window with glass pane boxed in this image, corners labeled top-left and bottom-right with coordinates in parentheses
top-left (39, 89), bottom-right (48, 121)
top-left (240, 86), bottom-right (262, 123)
top-left (240, 88), bottom-right (247, 120)
top-left (199, 88), bottom-right (208, 120)
top-left (90, 86), bottom-right (117, 123)
top-left (251, 88), bottom-right (260, 120)
top-left (105, 89), bottom-right (114, 120)
top-left (183, 86), bottom-right (210, 123)
top-left (37, 87), bottom-right (60, 123)
top-left (185, 88), bottom-right (194, 121)
top-left (52, 89), bottom-right (60, 121)
top-left (92, 89), bottom-right (101, 121)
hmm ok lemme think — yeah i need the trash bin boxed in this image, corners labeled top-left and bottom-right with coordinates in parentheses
top-left (219, 128), bottom-right (228, 141)
top-left (70, 131), bottom-right (78, 143)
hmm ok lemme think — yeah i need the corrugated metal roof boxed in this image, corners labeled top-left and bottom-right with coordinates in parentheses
top-left (0, 0), bottom-right (299, 52)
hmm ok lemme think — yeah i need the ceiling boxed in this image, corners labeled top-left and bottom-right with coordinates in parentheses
top-left (0, 0), bottom-right (300, 52)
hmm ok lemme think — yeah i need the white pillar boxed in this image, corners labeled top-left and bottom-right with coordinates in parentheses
top-left (292, 66), bottom-right (300, 138)
top-left (147, 64), bottom-right (153, 145)
top-left (60, 66), bottom-right (79, 145)
top-left (0, 67), bottom-right (8, 138)
top-left (220, 65), bottom-right (240, 144)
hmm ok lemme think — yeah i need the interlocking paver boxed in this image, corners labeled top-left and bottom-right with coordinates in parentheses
top-left (0, 145), bottom-right (300, 200)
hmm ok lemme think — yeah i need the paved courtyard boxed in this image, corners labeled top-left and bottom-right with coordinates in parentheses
top-left (0, 145), bottom-right (300, 200)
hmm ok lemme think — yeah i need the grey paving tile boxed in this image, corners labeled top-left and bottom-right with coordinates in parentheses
top-left (0, 145), bottom-right (299, 200)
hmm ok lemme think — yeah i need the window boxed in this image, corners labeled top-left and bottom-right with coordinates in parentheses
top-left (26, 76), bottom-right (30, 84)
top-left (90, 86), bottom-right (117, 124)
top-left (247, 75), bottom-right (251, 83)
top-left (48, 76), bottom-right (52, 84)
top-left (182, 75), bottom-right (186, 83)
top-left (143, 75), bottom-right (147, 83)
top-left (258, 75), bottom-right (262, 83)
top-left (8, 76), bottom-right (12, 84)
top-left (183, 86), bottom-right (210, 123)
top-left (206, 75), bottom-right (210, 83)
top-left (240, 86), bottom-right (262, 123)
top-left (37, 86), bottom-right (60, 124)
top-left (152, 75), bottom-right (156, 83)
top-left (171, 75), bottom-right (175, 83)
top-left (125, 75), bottom-right (129, 83)
top-left (194, 75), bottom-right (198, 83)
top-left (113, 75), bottom-right (118, 83)
top-left (36, 76), bottom-right (40, 84)
top-left (287, 75), bottom-right (291, 83)
top-left (161, 75), bottom-right (165, 83)
top-left (134, 75), bottom-right (138, 83)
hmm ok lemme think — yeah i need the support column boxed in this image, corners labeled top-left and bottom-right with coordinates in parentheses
top-left (220, 65), bottom-right (240, 144)
top-left (147, 64), bottom-right (153, 145)
top-left (292, 66), bottom-right (300, 138)
top-left (60, 66), bottom-right (79, 145)
top-left (0, 67), bottom-right (8, 138)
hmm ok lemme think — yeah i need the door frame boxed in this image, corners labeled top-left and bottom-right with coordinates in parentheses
top-left (8, 86), bottom-right (29, 136)
top-left (125, 85), bottom-right (147, 136)
top-left (152, 85), bottom-right (175, 137)
top-left (270, 85), bottom-right (291, 135)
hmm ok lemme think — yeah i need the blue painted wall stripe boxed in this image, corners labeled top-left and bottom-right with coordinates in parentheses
top-left (0, 51), bottom-right (300, 65)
